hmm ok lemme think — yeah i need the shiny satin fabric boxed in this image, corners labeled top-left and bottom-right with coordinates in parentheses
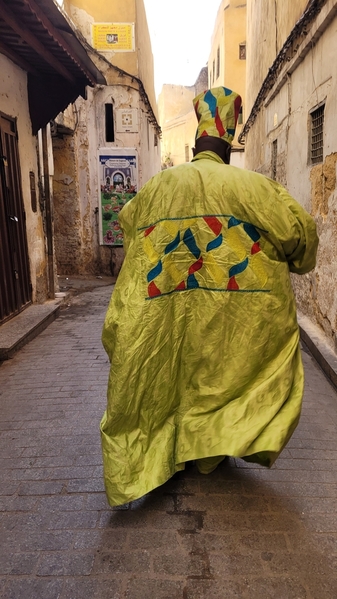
top-left (100, 152), bottom-right (319, 507)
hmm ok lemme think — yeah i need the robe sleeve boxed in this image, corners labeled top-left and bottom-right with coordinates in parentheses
top-left (275, 186), bottom-right (319, 275)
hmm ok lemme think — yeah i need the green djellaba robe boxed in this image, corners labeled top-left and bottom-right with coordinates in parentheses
top-left (100, 151), bottom-right (319, 507)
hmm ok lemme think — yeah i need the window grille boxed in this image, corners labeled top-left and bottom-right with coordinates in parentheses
top-left (216, 46), bottom-right (220, 79)
top-left (310, 104), bottom-right (324, 164)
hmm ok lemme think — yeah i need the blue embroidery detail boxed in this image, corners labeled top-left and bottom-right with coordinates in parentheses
top-left (244, 223), bottom-right (260, 242)
top-left (229, 258), bottom-right (249, 278)
top-left (228, 216), bottom-right (242, 229)
top-left (164, 232), bottom-right (180, 254)
top-left (207, 234), bottom-right (223, 252)
top-left (147, 261), bottom-right (162, 283)
top-left (183, 229), bottom-right (201, 259)
top-left (187, 274), bottom-right (199, 289)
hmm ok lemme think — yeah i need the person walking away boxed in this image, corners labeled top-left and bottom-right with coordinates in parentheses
top-left (100, 86), bottom-right (319, 507)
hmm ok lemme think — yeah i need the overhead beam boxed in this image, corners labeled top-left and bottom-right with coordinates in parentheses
top-left (0, 39), bottom-right (40, 76)
top-left (22, 0), bottom-right (96, 85)
top-left (0, 0), bottom-right (76, 83)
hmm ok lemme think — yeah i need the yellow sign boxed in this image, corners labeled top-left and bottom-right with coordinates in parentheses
top-left (92, 23), bottom-right (135, 52)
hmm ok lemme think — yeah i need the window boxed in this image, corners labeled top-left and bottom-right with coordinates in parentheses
top-left (212, 59), bottom-right (215, 83)
top-left (216, 46), bottom-right (220, 79)
top-left (105, 103), bottom-right (114, 142)
top-left (239, 43), bottom-right (246, 60)
top-left (271, 139), bottom-right (278, 180)
top-left (310, 103), bottom-right (324, 164)
top-left (185, 144), bottom-right (190, 162)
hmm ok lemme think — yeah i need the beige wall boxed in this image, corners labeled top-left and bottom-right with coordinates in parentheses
top-left (64, 0), bottom-right (157, 113)
top-left (158, 85), bottom-right (196, 166)
top-left (245, 0), bottom-right (337, 351)
top-left (0, 55), bottom-right (48, 302)
top-left (54, 0), bottom-right (160, 276)
top-left (64, 0), bottom-right (138, 76)
top-left (135, 0), bottom-right (158, 119)
top-left (246, 0), bottom-right (308, 113)
top-left (158, 68), bottom-right (209, 168)
top-left (208, 0), bottom-right (246, 158)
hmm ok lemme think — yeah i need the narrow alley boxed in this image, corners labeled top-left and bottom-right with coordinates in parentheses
top-left (1, 284), bottom-right (337, 599)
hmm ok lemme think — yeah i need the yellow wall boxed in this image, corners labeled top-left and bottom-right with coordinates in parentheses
top-left (158, 80), bottom-right (207, 167)
top-left (135, 0), bottom-right (157, 119)
top-left (208, 0), bottom-right (246, 151)
top-left (64, 0), bottom-right (157, 108)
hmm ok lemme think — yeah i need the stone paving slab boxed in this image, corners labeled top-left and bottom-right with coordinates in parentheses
top-left (0, 302), bottom-right (61, 361)
top-left (0, 286), bottom-right (337, 598)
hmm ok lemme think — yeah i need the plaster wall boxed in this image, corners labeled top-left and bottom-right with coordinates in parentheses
top-left (0, 55), bottom-right (47, 302)
top-left (245, 4), bottom-right (337, 350)
top-left (160, 110), bottom-right (197, 166)
top-left (158, 85), bottom-right (196, 166)
top-left (209, 0), bottom-right (226, 87)
top-left (208, 0), bottom-right (246, 156)
top-left (135, 0), bottom-right (158, 119)
top-left (158, 85), bottom-right (195, 125)
top-left (93, 85), bottom-right (159, 186)
top-left (246, 0), bottom-right (307, 114)
top-left (53, 88), bottom-right (100, 276)
top-left (64, 0), bottom-right (138, 77)
top-left (53, 84), bottom-right (160, 276)
top-left (230, 151), bottom-right (245, 169)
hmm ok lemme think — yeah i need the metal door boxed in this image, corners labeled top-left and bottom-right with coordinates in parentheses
top-left (0, 113), bottom-right (31, 324)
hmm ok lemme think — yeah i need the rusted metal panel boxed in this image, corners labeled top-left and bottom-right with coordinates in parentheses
top-left (0, 0), bottom-right (103, 134)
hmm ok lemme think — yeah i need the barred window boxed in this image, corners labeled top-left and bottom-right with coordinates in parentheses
top-left (310, 103), bottom-right (324, 164)
top-left (216, 46), bottom-right (220, 79)
top-left (239, 43), bottom-right (246, 60)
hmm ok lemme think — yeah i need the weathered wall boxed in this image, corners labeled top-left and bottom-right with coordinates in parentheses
top-left (54, 0), bottom-right (160, 277)
top-left (0, 55), bottom-right (47, 302)
top-left (245, 1), bottom-right (337, 350)
top-left (246, 0), bottom-right (307, 114)
top-left (208, 0), bottom-right (246, 158)
top-left (135, 0), bottom-right (158, 119)
top-left (158, 68), bottom-right (210, 168)
top-left (158, 85), bottom-right (196, 166)
top-left (53, 83), bottom-right (160, 276)
top-left (64, 0), bottom-right (138, 77)
top-left (158, 84), bottom-right (195, 125)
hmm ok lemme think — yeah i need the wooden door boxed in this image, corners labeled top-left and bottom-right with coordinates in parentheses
top-left (0, 113), bottom-right (31, 324)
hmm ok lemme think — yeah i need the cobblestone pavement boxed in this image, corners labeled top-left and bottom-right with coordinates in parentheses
top-left (1, 285), bottom-right (337, 599)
